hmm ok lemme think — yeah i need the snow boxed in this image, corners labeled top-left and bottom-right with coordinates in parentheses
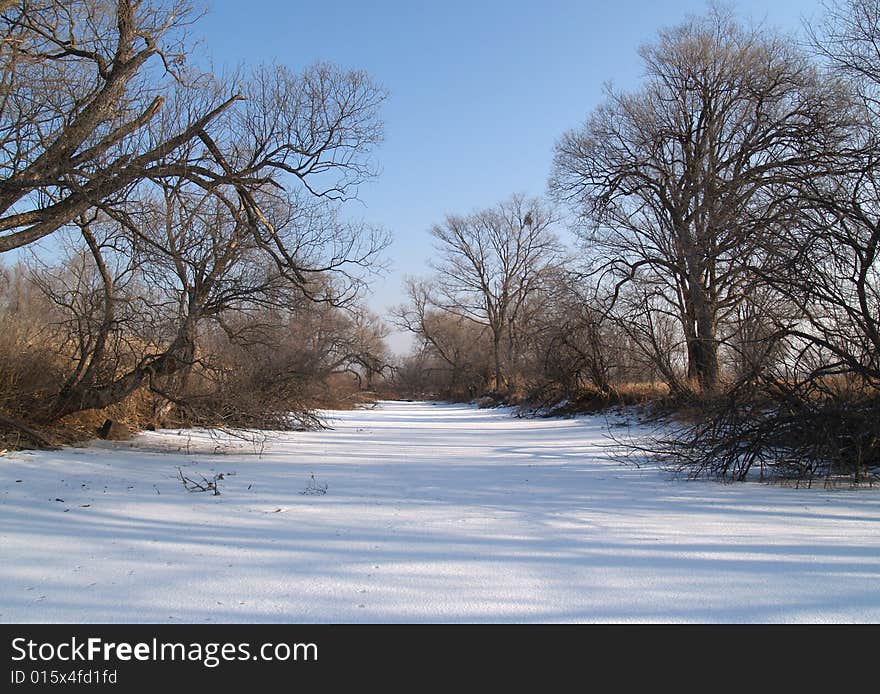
top-left (1, 400), bottom-right (879, 623)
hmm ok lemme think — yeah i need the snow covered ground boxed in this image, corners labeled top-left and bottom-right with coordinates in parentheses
top-left (1, 400), bottom-right (879, 623)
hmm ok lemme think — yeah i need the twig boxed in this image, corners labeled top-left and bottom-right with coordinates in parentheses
top-left (177, 467), bottom-right (221, 496)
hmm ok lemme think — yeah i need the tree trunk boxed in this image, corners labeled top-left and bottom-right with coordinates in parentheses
top-left (46, 316), bottom-right (198, 422)
top-left (492, 332), bottom-right (503, 393)
top-left (688, 286), bottom-right (720, 394)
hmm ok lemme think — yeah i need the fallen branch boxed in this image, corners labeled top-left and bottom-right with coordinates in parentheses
top-left (177, 467), bottom-right (222, 496)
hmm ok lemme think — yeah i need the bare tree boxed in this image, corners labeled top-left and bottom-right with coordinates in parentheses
top-left (37, 183), bottom-right (387, 422)
top-left (9, 57), bottom-right (388, 424)
top-left (339, 309), bottom-right (392, 390)
top-left (550, 8), bottom-right (853, 394)
top-left (787, 0), bottom-right (880, 385)
top-left (602, 4), bottom-right (880, 483)
top-left (392, 277), bottom-right (491, 397)
top-left (0, 0), bottom-right (243, 251)
top-left (423, 194), bottom-right (560, 393)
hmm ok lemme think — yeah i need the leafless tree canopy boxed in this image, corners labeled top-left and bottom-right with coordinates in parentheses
top-left (418, 194), bottom-right (561, 393)
top-left (0, 0), bottom-right (391, 439)
top-left (550, 8), bottom-right (855, 395)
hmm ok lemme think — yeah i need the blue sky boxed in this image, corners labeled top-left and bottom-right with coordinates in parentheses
top-left (196, 0), bottom-right (823, 352)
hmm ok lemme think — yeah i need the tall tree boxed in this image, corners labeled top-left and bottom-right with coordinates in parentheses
top-left (424, 195), bottom-right (559, 393)
top-left (551, 8), bottom-right (852, 394)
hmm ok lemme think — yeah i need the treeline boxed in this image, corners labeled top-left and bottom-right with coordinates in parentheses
top-left (0, 0), bottom-right (391, 446)
top-left (395, 2), bottom-right (880, 481)
top-left (392, 194), bottom-right (651, 405)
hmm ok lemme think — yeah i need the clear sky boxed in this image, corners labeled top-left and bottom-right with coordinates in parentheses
top-left (195, 0), bottom-right (824, 353)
